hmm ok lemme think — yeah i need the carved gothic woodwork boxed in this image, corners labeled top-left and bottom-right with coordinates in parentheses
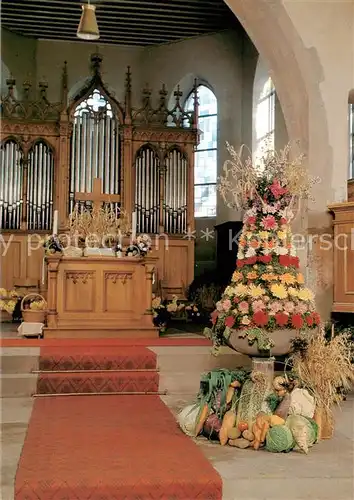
top-left (0, 53), bottom-right (198, 297)
top-left (45, 255), bottom-right (158, 338)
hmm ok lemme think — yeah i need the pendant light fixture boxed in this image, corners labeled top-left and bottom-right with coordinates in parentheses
top-left (77, 1), bottom-right (100, 41)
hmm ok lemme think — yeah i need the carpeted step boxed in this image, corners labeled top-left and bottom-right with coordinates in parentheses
top-left (38, 346), bottom-right (157, 371)
top-left (36, 370), bottom-right (159, 395)
top-left (15, 395), bottom-right (222, 500)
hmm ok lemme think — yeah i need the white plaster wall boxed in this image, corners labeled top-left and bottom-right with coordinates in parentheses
top-left (35, 40), bottom-right (145, 104)
top-left (283, 0), bottom-right (354, 205)
top-left (1, 29), bottom-right (37, 93)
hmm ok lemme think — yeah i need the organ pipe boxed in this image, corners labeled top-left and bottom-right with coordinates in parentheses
top-left (69, 90), bottom-right (120, 213)
top-left (27, 141), bottom-right (54, 230)
top-left (0, 140), bottom-right (23, 230)
top-left (164, 148), bottom-right (187, 234)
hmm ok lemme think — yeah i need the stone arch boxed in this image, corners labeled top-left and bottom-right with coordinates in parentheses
top-left (224, 0), bottom-right (331, 196)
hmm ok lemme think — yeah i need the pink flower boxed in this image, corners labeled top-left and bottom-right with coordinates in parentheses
top-left (238, 301), bottom-right (249, 313)
top-left (252, 300), bottom-right (265, 312)
top-left (247, 216), bottom-right (257, 225)
top-left (269, 301), bottom-right (283, 314)
top-left (284, 301), bottom-right (295, 313)
top-left (269, 180), bottom-right (287, 199)
top-left (295, 302), bottom-right (308, 314)
top-left (261, 215), bottom-right (277, 230)
top-left (222, 299), bottom-right (232, 312)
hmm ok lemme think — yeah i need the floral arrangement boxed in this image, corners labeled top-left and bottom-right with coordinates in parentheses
top-left (28, 299), bottom-right (46, 311)
top-left (151, 294), bottom-right (187, 332)
top-left (126, 234), bottom-right (152, 257)
top-left (0, 288), bottom-right (21, 314)
top-left (67, 204), bottom-right (130, 245)
top-left (43, 235), bottom-right (63, 255)
top-left (206, 143), bottom-right (321, 351)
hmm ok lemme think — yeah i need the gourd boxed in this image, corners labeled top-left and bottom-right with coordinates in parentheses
top-left (269, 415), bottom-right (285, 427)
top-left (219, 409), bottom-right (236, 445)
top-left (236, 374), bottom-right (269, 430)
top-left (227, 427), bottom-right (241, 440)
top-left (219, 393), bottom-right (238, 445)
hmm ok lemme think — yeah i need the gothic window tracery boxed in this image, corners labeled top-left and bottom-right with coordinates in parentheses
top-left (69, 88), bottom-right (120, 212)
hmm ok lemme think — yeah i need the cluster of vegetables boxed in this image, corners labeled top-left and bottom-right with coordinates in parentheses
top-left (177, 368), bottom-right (320, 454)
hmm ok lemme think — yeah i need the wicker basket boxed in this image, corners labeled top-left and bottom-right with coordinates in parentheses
top-left (21, 293), bottom-right (47, 323)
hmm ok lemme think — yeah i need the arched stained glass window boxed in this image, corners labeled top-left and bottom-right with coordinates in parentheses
top-left (185, 85), bottom-right (217, 218)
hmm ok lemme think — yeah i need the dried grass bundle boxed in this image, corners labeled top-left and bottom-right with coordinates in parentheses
top-left (289, 329), bottom-right (354, 421)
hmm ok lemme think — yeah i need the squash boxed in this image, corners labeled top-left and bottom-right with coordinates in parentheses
top-left (227, 427), bottom-right (241, 440)
top-left (219, 410), bottom-right (236, 446)
top-left (270, 415), bottom-right (285, 427)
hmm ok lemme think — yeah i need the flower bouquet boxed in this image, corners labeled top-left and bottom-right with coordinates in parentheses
top-left (205, 143), bottom-right (321, 356)
top-left (0, 288), bottom-right (21, 321)
top-left (126, 234), bottom-right (152, 257)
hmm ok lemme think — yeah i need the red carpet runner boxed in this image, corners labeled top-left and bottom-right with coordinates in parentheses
top-left (15, 346), bottom-right (222, 499)
top-left (36, 346), bottom-right (159, 395)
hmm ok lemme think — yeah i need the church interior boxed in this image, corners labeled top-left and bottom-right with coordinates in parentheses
top-left (1, 1), bottom-right (353, 499)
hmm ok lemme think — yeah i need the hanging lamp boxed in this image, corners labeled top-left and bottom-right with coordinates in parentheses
top-left (77, 1), bottom-right (100, 41)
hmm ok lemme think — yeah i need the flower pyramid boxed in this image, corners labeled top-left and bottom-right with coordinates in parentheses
top-left (208, 143), bottom-right (321, 348)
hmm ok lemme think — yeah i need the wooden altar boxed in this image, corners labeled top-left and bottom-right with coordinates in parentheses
top-left (45, 254), bottom-right (158, 338)
top-left (0, 53), bottom-right (198, 299)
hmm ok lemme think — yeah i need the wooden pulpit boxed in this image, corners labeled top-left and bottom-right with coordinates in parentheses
top-left (45, 254), bottom-right (158, 338)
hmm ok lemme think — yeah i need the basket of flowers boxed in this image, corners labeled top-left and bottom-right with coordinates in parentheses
top-left (21, 293), bottom-right (47, 323)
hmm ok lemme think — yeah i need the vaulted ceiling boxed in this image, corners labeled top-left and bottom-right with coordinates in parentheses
top-left (1, 0), bottom-right (241, 46)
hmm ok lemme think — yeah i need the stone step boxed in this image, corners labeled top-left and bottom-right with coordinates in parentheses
top-left (1, 347), bottom-right (40, 374)
top-left (0, 344), bottom-right (252, 398)
top-left (1, 373), bottom-right (38, 398)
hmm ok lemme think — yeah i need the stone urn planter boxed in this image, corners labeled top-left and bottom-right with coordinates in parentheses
top-left (227, 328), bottom-right (302, 357)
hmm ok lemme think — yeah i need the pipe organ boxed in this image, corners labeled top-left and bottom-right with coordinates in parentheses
top-left (0, 53), bottom-right (198, 298)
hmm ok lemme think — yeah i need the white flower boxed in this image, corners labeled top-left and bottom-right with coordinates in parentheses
top-left (237, 250), bottom-right (245, 259)
top-left (274, 246), bottom-right (288, 255)
top-left (290, 247), bottom-right (297, 256)
top-left (245, 247), bottom-right (256, 258)
top-left (261, 248), bottom-right (271, 255)
top-left (216, 301), bottom-right (223, 312)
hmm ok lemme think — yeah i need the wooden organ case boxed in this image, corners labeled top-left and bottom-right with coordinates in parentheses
top-left (0, 54), bottom-right (198, 298)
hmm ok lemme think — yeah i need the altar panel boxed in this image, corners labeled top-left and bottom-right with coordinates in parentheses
top-left (46, 255), bottom-right (158, 338)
